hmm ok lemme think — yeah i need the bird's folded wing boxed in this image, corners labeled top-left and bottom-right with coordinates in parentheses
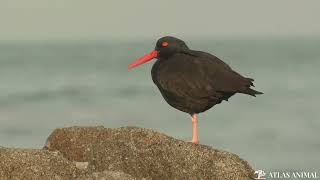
top-left (156, 56), bottom-right (252, 99)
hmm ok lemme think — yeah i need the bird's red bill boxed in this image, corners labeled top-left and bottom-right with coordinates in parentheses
top-left (128, 50), bottom-right (158, 69)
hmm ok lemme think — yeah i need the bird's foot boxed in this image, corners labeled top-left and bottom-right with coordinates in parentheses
top-left (188, 139), bottom-right (199, 144)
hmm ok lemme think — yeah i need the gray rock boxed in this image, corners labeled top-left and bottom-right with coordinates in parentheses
top-left (78, 170), bottom-right (135, 180)
top-left (0, 148), bottom-right (81, 179)
top-left (0, 147), bottom-right (135, 180)
top-left (45, 126), bottom-right (256, 180)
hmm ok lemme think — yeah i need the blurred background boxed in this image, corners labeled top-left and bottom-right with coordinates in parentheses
top-left (0, 0), bottom-right (319, 172)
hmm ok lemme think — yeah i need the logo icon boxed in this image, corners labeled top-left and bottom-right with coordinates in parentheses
top-left (254, 170), bottom-right (266, 179)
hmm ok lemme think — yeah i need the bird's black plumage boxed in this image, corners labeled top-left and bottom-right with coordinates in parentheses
top-left (151, 36), bottom-right (262, 115)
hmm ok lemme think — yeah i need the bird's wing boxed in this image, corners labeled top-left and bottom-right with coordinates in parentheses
top-left (154, 53), bottom-right (253, 100)
top-left (183, 50), bottom-right (232, 70)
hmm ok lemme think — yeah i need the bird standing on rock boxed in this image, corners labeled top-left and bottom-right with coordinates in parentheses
top-left (128, 36), bottom-right (263, 144)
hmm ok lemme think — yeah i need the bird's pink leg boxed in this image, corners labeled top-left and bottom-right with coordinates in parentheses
top-left (191, 114), bottom-right (198, 144)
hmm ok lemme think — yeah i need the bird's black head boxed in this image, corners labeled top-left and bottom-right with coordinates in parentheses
top-left (128, 36), bottom-right (189, 69)
top-left (155, 36), bottom-right (189, 58)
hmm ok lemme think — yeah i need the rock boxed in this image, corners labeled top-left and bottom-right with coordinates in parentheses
top-left (45, 126), bottom-right (256, 179)
top-left (0, 127), bottom-right (256, 179)
top-left (0, 147), bottom-right (135, 180)
top-left (78, 170), bottom-right (135, 180)
top-left (0, 147), bottom-right (81, 179)
top-left (75, 162), bottom-right (89, 170)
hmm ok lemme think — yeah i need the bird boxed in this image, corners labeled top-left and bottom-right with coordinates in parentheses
top-left (128, 36), bottom-right (262, 144)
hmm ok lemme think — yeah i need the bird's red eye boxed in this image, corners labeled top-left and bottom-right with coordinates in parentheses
top-left (162, 41), bottom-right (169, 47)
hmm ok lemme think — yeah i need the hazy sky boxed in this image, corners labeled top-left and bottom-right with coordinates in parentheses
top-left (0, 0), bottom-right (319, 41)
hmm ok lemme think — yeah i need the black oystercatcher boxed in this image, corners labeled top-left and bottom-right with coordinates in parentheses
top-left (128, 36), bottom-right (262, 144)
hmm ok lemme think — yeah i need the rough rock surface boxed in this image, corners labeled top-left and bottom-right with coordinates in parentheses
top-left (0, 147), bottom-right (134, 180)
top-left (0, 147), bottom-right (81, 179)
top-left (45, 126), bottom-right (256, 180)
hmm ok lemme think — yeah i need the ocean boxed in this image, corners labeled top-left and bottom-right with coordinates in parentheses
top-left (0, 38), bottom-right (319, 171)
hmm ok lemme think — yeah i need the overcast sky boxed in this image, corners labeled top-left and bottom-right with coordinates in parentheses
top-left (0, 0), bottom-right (319, 41)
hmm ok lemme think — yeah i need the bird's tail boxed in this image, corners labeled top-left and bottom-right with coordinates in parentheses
top-left (241, 88), bottom-right (263, 97)
top-left (239, 78), bottom-right (263, 97)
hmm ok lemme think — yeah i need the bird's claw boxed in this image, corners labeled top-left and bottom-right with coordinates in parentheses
top-left (188, 139), bottom-right (199, 144)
